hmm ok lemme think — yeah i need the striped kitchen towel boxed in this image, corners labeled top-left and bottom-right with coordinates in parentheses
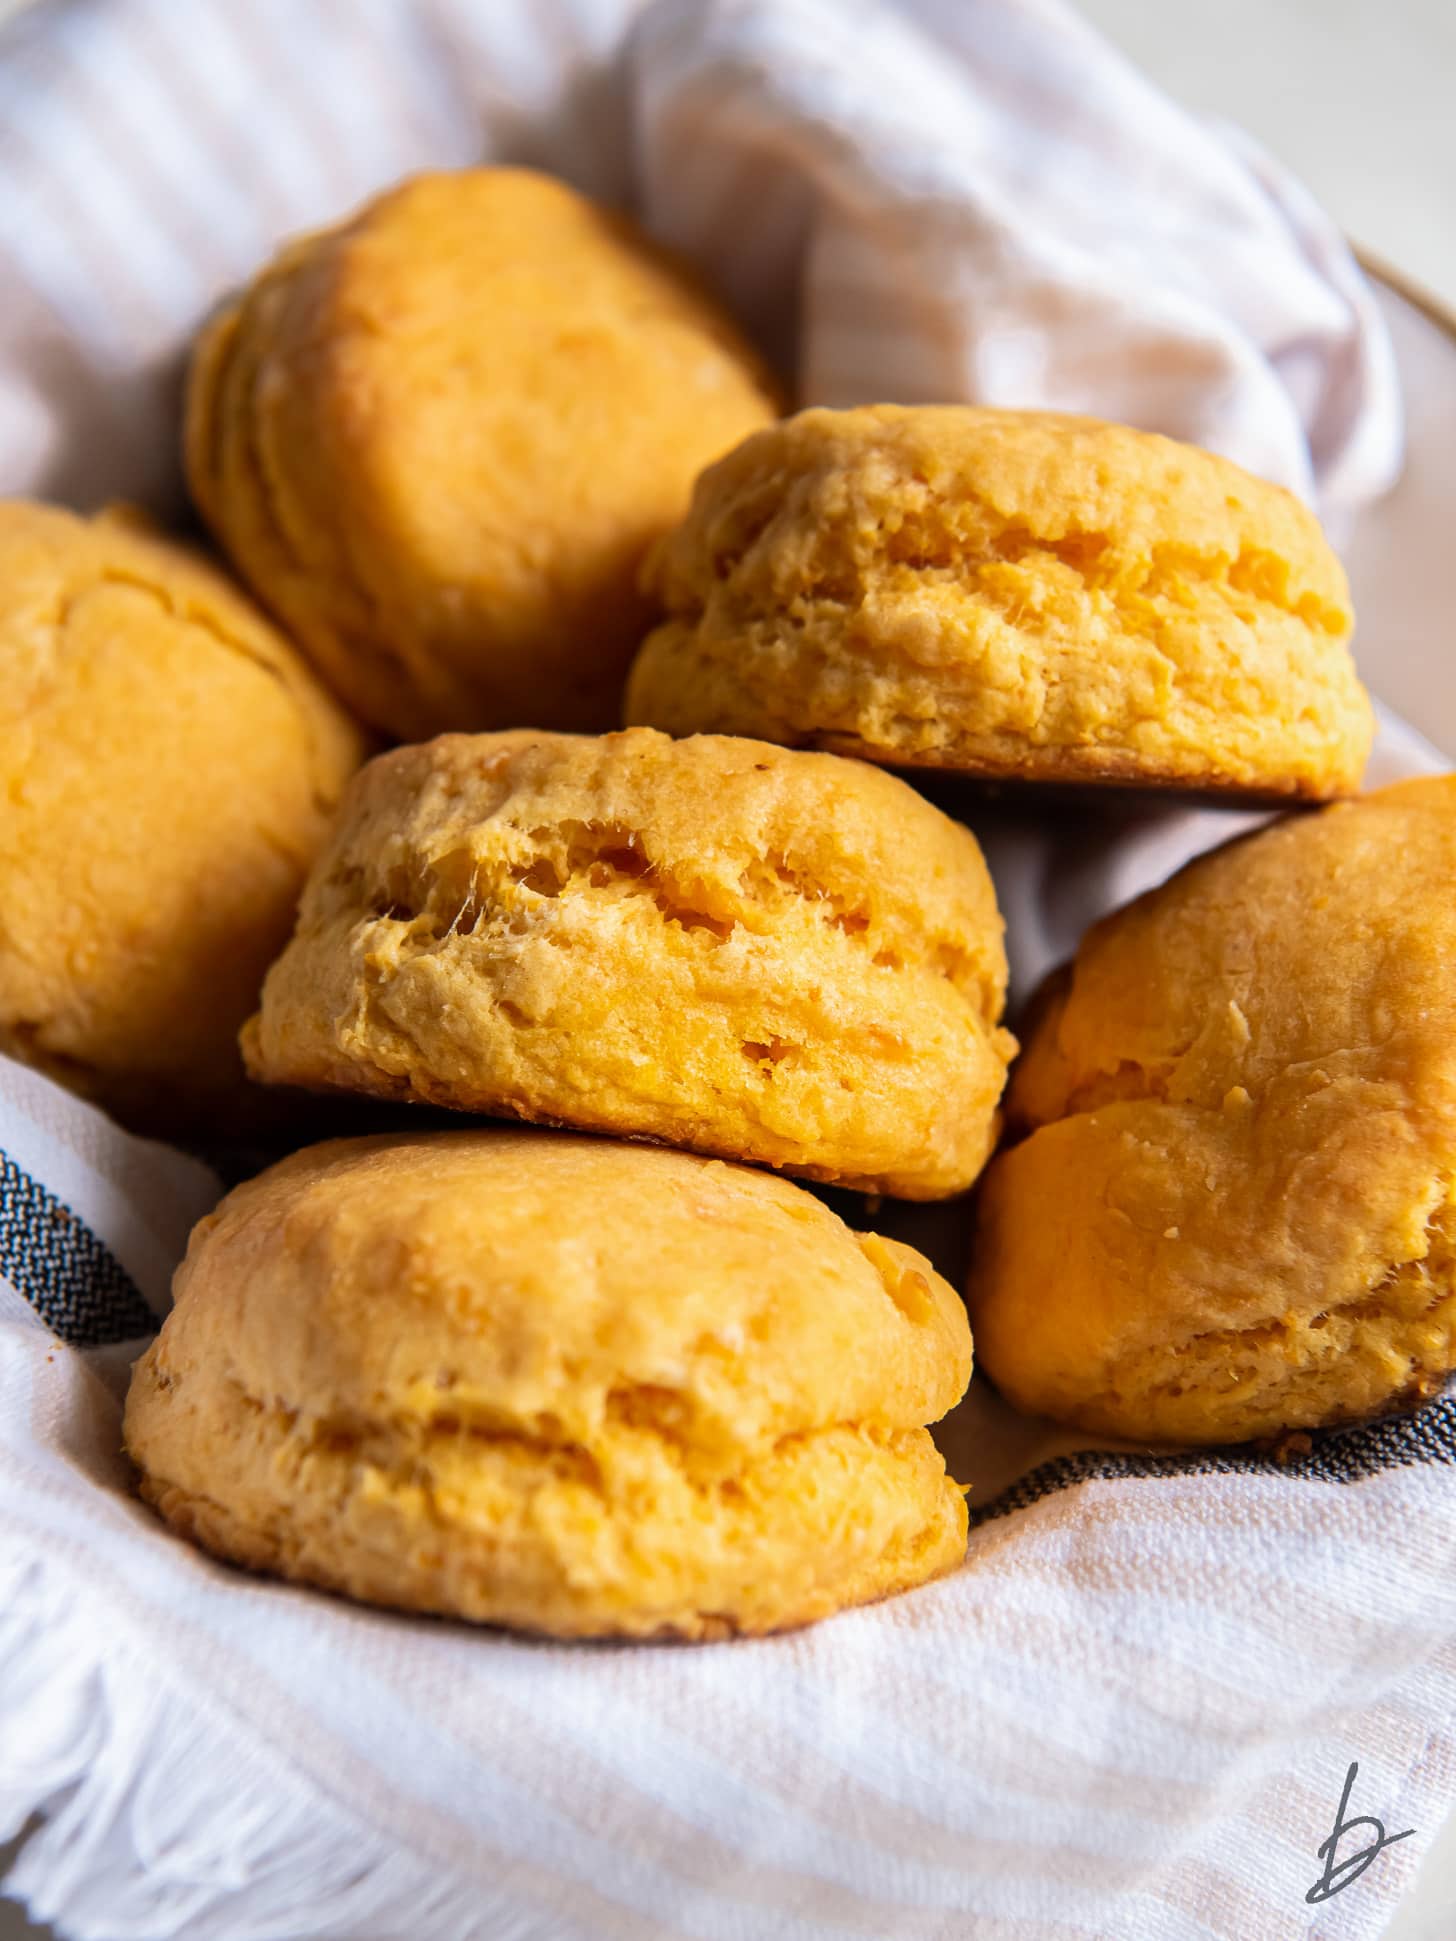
top-left (1, 3), bottom-right (1451, 1939)
top-left (0, 0), bottom-right (1399, 523)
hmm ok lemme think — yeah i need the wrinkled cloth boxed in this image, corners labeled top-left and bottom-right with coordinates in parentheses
top-left (0, 0), bottom-right (1399, 519)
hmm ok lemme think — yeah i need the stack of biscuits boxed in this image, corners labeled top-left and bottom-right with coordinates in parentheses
top-left (3, 168), bottom-right (1451, 1642)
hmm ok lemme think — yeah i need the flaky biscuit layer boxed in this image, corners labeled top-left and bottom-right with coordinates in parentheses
top-left (245, 728), bottom-right (1015, 1199)
top-left (627, 406), bottom-right (1372, 800)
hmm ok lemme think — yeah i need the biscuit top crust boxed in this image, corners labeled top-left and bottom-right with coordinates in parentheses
top-left (647, 405), bottom-right (1350, 630)
top-left (187, 168), bottom-right (779, 738)
top-left (163, 1130), bottom-right (973, 1468)
top-left (0, 499), bottom-right (363, 786)
top-left (0, 499), bottom-right (367, 1117)
top-left (1009, 775), bottom-right (1456, 1134)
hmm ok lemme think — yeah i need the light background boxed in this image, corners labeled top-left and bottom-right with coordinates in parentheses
top-left (1, 3), bottom-right (1454, 1938)
top-left (1080, 0), bottom-right (1456, 312)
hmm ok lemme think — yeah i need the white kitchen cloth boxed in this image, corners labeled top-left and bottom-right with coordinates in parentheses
top-left (0, 0), bottom-right (1398, 523)
top-left (0, 1), bottom-right (1450, 1938)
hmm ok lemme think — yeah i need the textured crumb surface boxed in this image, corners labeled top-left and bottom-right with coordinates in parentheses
top-left (123, 1130), bottom-right (972, 1638)
top-left (187, 168), bottom-right (779, 741)
top-left (244, 727), bottom-right (1015, 1199)
top-left (968, 775), bottom-right (1456, 1445)
top-left (627, 405), bottom-right (1372, 799)
top-left (0, 498), bottom-right (367, 1132)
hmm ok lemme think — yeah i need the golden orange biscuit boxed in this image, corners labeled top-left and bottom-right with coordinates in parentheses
top-left (626, 405), bottom-right (1372, 800)
top-left (187, 168), bottom-right (779, 740)
top-left (243, 727), bottom-right (1015, 1199)
top-left (124, 1131), bottom-right (972, 1638)
top-left (0, 500), bottom-right (367, 1133)
top-left (967, 776), bottom-right (1456, 1445)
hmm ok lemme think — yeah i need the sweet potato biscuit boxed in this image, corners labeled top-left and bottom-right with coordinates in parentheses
top-left (626, 405), bottom-right (1372, 800)
top-left (124, 1130), bottom-right (972, 1638)
top-left (187, 168), bottom-right (779, 740)
top-left (967, 776), bottom-right (1456, 1445)
top-left (243, 727), bottom-right (1015, 1199)
top-left (0, 500), bottom-right (366, 1133)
